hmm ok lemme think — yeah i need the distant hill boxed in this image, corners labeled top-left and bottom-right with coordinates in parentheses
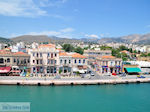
top-left (11, 35), bottom-right (51, 43)
top-left (99, 33), bottom-right (150, 44)
top-left (6, 33), bottom-right (150, 45)
top-left (0, 37), bottom-right (12, 43)
top-left (11, 35), bottom-right (81, 44)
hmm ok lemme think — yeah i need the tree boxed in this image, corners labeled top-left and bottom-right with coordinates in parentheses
top-left (129, 48), bottom-right (133, 53)
top-left (62, 44), bottom-right (74, 52)
top-left (74, 47), bottom-right (84, 54)
top-left (148, 53), bottom-right (150, 57)
top-left (133, 50), bottom-right (137, 53)
top-left (100, 46), bottom-right (112, 50)
top-left (119, 45), bottom-right (128, 51)
top-left (140, 53), bottom-right (147, 57)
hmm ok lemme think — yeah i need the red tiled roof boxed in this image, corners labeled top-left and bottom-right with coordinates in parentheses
top-left (102, 55), bottom-right (115, 59)
top-left (39, 44), bottom-right (55, 48)
top-left (71, 53), bottom-right (86, 58)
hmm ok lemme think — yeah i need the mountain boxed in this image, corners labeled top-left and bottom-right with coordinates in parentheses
top-left (10, 33), bottom-right (150, 44)
top-left (11, 35), bottom-right (51, 43)
top-left (11, 35), bottom-right (81, 44)
top-left (0, 37), bottom-right (12, 43)
top-left (99, 33), bottom-right (150, 44)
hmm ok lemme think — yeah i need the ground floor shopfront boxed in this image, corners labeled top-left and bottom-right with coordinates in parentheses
top-left (31, 66), bottom-right (58, 75)
top-left (101, 66), bottom-right (122, 74)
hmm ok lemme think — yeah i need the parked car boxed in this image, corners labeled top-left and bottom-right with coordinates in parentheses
top-left (119, 73), bottom-right (126, 77)
top-left (104, 72), bottom-right (111, 76)
top-left (137, 75), bottom-right (145, 78)
top-left (90, 72), bottom-right (95, 76)
top-left (112, 73), bottom-right (117, 76)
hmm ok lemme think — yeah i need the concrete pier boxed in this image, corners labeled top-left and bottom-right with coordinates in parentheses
top-left (0, 78), bottom-right (150, 86)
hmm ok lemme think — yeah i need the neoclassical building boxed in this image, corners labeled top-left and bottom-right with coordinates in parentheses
top-left (59, 52), bottom-right (87, 75)
top-left (96, 55), bottom-right (122, 74)
top-left (0, 50), bottom-right (30, 69)
top-left (29, 44), bottom-right (88, 76)
top-left (30, 44), bottom-right (60, 75)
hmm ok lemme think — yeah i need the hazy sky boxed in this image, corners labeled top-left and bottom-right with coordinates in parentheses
top-left (0, 0), bottom-right (150, 38)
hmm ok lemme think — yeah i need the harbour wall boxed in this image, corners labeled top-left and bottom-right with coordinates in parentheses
top-left (0, 78), bottom-right (150, 86)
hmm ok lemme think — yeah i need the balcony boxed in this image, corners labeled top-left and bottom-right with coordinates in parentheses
top-left (34, 57), bottom-right (43, 60)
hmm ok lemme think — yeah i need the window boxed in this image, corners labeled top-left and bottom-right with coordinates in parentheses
top-left (37, 60), bottom-right (39, 64)
top-left (55, 60), bottom-right (57, 64)
top-left (51, 60), bottom-right (53, 64)
top-left (83, 59), bottom-right (85, 64)
top-left (7, 58), bottom-right (10, 63)
top-left (14, 59), bottom-right (16, 63)
top-left (60, 59), bottom-right (62, 64)
top-left (33, 67), bottom-right (36, 73)
top-left (40, 67), bottom-right (43, 73)
top-left (55, 53), bottom-right (57, 57)
top-left (40, 53), bottom-right (42, 57)
top-left (47, 60), bottom-right (50, 64)
top-left (33, 53), bottom-right (35, 56)
top-left (51, 53), bottom-right (53, 58)
top-left (47, 53), bottom-right (50, 57)
top-left (28, 59), bottom-right (30, 63)
top-left (37, 53), bottom-right (39, 57)
top-left (17, 59), bottom-right (19, 64)
top-left (74, 59), bottom-right (77, 63)
top-left (33, 60), bottom-right (35, 63)
top-left (69, 60), bottom-right (71, 64)
top-left (64, 60), bottom-right (67, 64)
top-left (47, 67), bottom-right (50, 73)
top-left (0, 58), bottom-right (4, 64)
top-left (79, 60), bottom-right (81, 63)
top-left (24, 59), bottom-right (26, 64)
top-left (40, 60), bottom-right (42, 64)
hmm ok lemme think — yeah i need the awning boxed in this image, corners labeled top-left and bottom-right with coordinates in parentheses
top-left (72, 68), bottom-right (78, 72)
top-left (0, 67), bottom-right (11, 73)
top-left (79, 70), bottom-right (85, 74)
top-left (125, 67), bottom-right (142, 73)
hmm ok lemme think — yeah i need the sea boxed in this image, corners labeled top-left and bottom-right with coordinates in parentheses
top-left (0, 84), bottom-right (150, 112)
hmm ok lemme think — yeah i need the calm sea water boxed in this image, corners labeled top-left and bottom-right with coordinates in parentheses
top-left (0, 84), bottom-right (150, 112)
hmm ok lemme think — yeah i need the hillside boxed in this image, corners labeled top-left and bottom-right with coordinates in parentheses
top-left (11, 35), bottom-right (81, 44)
top-left (99, 33), bottom-right (150, 44)
top-left (0, 37), bottom-right (12, 43)
top-left (11, 35), bottom-right (51, 43)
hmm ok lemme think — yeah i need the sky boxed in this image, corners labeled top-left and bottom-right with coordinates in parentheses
top-left (0, 0), bottom-right (150, 39)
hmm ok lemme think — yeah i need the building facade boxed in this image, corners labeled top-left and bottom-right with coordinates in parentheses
top-left (30, 44), bottom-right (59, 76)
top-left (0, 51), bottom-right (30, 69)
top-left (96, 56), bottom-right (122, 74)
top-left (59, 52), bottom-right (87, 75)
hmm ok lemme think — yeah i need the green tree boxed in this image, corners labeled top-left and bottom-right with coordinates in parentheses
top-left (148, 53), bottom-right (150, 57)
top-left (140, 53), bottom-right (147, 57)
top-left (100, 46), bottom-right (112, 50)
top-left (119, 45), bottom-right (128, 51)
top-left (62, 44), bottom-right (74, 52)
top-left (133, 50), bottom-right (137, 53)
top-left (129, 48), bottom-right (133, 53)
top-left (74, 47), bottom-right (84, 54)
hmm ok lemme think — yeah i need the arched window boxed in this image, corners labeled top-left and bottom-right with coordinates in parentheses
top-left (7, 58), bottom-right (10, 63)
top-left (74, 59), bottom-right (77, 63)
top-left (0, 58), bottom-right (4, 63)
top-left (79, 60), bottom-right (81, 63)
top-left (64, 60), bottom-right (67, 64)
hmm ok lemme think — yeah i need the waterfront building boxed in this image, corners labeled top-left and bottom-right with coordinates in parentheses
top-left (59, 52), bottom-right (87, 75)
top-left (84, 50), bottom-right (111, 60)
top-left (84, 49), bottom-right (112, 66)
top-left (96, 55), bottom-right (122, 74)
top-left (0, 50), bottom-right (30, 70)
top-left (30, 44), bottom-right (59, 76)
top-left (125, 61), bottom-right (150, 74)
